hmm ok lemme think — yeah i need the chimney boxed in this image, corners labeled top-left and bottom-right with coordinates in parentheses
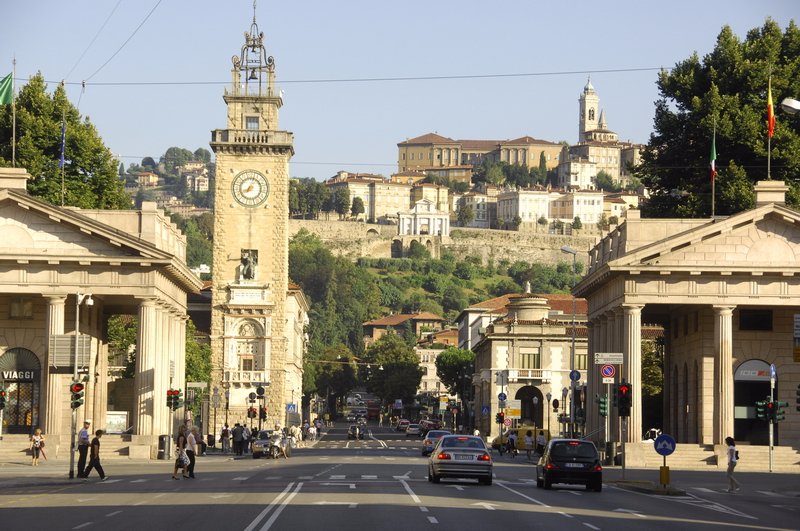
top-left (0, 167), bottom-right (31, 191)
top-left (754, 181), bottom-right (788, 207)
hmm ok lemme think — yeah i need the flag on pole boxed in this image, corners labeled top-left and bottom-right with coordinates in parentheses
top-left (59, 121), bottom-right (66, 168)
top-left (767, 77), bottom-right (776, 138)
top-left (0, 73), bottom-right (12, 105)
top-left (709, 128), bottom-right (717, 182)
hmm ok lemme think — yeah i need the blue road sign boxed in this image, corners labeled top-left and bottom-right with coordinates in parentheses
top-left (286, 403), bottom-right (297, 413)
top-left (601, 364), bottom-right (615, 378)
top-left (654, 434), bottom-right (677, 457)
top-left (498, 392), bottom-right (507, 401)
top-left (481, 405), bottom-right (490, 416)
top-left (569, 370), bottom-right (581, 382)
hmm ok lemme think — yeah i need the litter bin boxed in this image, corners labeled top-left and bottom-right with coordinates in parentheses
top-left (207, 434), bottom-right (216, 448)
top-left (158, 434), bottom-right (171, 460)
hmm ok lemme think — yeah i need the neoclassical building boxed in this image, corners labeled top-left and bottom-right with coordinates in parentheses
top-left (0, 167), bottom-right (202, 457)
top-left (577, 181), bottom-right (800, 460)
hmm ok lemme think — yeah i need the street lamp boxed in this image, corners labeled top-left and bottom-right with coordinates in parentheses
top-left (546, 392), bottom-right (552, 434)
top-left (223, 385), bottom-right (230, 427)
top-left (69, 292), bottom-right (92, 480)
top-left (561, 245), bottom-right (578, 438)
top-left (780, 97), bottom-right (800, 115)
top-left (532, 396), bottom-right (539, 428)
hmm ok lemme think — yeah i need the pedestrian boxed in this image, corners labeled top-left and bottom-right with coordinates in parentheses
top-left (232, 422), bottom-right (244, 456)
top-left (83, 429), bottom-right (107, 481)
top-left (242, 424), bottom-right (251, 454)
top-left (172, 426), bottom-right (189, 480)
top-left (524, 430), bottom-right (534, 461)
top-left (507, 430), bottom-right (518, 457)
top-left (378, 413), bottom-right (383, 427)
top-left (536, 430), bottom-right (547, 456)
top-left (725, 436), bottom-right (740, 493)
top-left (221, 424), bottom-right (231, 454)
top-left (77, 420), bottom-right (91, 477)
top-left (30, 427), bottom-right (45, 466)
top-left (186, 427), bottom-right (198, 478)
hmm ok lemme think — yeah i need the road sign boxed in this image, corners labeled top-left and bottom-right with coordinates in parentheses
top-left (602, 377), bottom-right (615, 384)
top-left (394, 399), bottom-right (403, 409)
top-left (601, 364), bottom-right (616, 378)
top-left (595, 352), bottom-right (623, 364)
top-left (506, 399), bottom-right (521, 419)
top-left (481, 405), bottom-right (490, 416)
top-left (569, 370), bottom-right (581, 382)
top-left (286, 403), bottom-right (297, 413)
top-left (498, 400), bottom-right (507, 409)
top-left (654, 434), bottom-right (677, 456)
top-left (498, 392), bottom-right (507, 401)
top-left (503, 418), bottom-right (512, 427)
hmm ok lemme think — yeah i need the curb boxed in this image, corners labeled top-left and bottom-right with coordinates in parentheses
top-left (608, 480), bottom-right (686, 496)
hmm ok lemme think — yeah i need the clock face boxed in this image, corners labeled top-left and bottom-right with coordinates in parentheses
top-left (232, 170), bottom-right (269, 207)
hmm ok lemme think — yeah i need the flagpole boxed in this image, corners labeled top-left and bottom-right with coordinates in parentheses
top-left (12, 57), bottom-right (16, 167)
top-left (767, 75), bottom-right (775, 180)
top-left (711, 122), bottom-right (715, 219)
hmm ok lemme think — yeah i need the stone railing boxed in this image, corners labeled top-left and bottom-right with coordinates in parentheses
top-left (224, 370), bottom-right (268, 385)
top-left (211, 129), bottom-right (293, 147)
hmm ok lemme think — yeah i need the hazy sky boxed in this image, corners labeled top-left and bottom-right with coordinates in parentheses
top-left (2, 0), bottom-right (795, 180)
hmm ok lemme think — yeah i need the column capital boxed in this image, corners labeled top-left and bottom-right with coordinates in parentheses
top-left (135, 296), bottom-right (158, 307)
top-left (712, 305), bottom-right (736, 316)
top-left (44, 294), bottom-right (68, 303)
top-left (621, 303), bottom-right (644, 314)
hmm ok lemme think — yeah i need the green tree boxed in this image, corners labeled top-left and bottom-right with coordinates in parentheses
top-left (161, 147), bottom-right (194, 175)
top-left (185, 320), bottom-right (211, 383)
top-left (536, 150), bottom-right (548, 184)
top-left (0, 74), bottom-right (130, 209)
top-left (485, 164), bottom-right (505, 186)
top-left (107, 315), bottom-right (138, 378)
top-left (362, 333), bottom-right (422, 404)
top-left (572, 216), bottom-right (583, 230)
top-left (141, 157), bottom-right (157, 171)
top-left (313, 344), bottom-right (358, 414)
top-left (435, 347), bottom-right (475, 397)
top-left (193, 148), bottom-right (212, 164)
top-left (457, 204), bottom-right (475, 226)
top-left (510, 215), bottom-right (522, 230)
top-left (595, 170), bottom-right (620, 192)
top-left (351, 196), bottom-right (365, 218)
top-left (537, 215), bottom-right (548, 232)
top-left (332, 188), bottom-right (350, 219)
top-left (407, 240), bottom-right (431, 260)
top-left (635, 19), bottom-right (800, 217)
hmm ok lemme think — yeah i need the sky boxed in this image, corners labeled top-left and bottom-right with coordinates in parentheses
top-left (1, 0), bottom-right (796, 181)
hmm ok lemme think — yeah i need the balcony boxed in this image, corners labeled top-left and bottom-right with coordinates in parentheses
top-left (224, 370), bottom-right (268, 386)
top-left (210, 129), bottom-right (294, 149)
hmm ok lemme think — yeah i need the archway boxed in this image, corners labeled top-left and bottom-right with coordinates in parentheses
top-left (514, 385), bottom-right (544, 428)
top-left (391, 239), bottom-right (403, 258)
top-left (0, 347), bottom-right (41, 434)
top-left (733, 359), bottom-right (773, 445)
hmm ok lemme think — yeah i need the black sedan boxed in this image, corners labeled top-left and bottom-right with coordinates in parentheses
top-left (536, 439), bottom-right (602, 491)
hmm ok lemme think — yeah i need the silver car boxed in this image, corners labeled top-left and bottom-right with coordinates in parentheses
top-left (428, 435), bottom-right (493, 485)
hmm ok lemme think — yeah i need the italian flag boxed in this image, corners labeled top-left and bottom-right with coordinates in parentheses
top-left (767, 77), bottom-right (776, 138)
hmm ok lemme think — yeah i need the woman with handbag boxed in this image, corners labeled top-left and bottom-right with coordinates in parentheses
top-left (172, 426), bottom-right (190, 480)
top-left (30, 427), bottom-right (45, 466)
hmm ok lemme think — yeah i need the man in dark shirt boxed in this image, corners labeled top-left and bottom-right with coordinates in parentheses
top-left (232, 423), bottom-right (245, 456)
top-left (83, 430), bottom-right (107, 481)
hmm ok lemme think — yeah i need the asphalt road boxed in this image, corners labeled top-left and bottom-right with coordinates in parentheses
top-left (0, 424), bottom-right (797, 531)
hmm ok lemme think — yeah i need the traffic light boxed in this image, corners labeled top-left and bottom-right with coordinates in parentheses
top-left (0, 387), bottom-right (5, 410)
top-left (755, 399), bottom-right (769, 421)
top-left (259, 406), bottom-right (267, 421)
top-left (765, 401), bottom-right (776, 422)
top-left (598, 394), bottom-right (608, 417)
top-left (496, 412), bottom-right (505, 425)
top-left (248, 406), bottom-right (257, 419)
top-left (617, 382), bottom-right (632, 417)
top-left (70, 382), bottom-right (85, 409)
top-left (612, 385), bottom-right (619, 408)
top-left (166, 389), bottom-right (176, 409)
top-left (173, 389), bottom-right (184, 410)
top-left (773, 401), bottom-right (788, 422)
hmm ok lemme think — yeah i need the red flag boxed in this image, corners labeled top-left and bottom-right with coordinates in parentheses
top-left (767, 78), bottom-right (775, 138)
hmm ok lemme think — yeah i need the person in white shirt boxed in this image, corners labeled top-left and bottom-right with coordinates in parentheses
top-left (186, 427), bottom-right (198, 478)
top-left (725, 436), bottom-right (740, 492)
top-left (77, 420), bottom-right (91, 478)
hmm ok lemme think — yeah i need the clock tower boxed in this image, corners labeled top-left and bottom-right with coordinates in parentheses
top-left (210, 7), bottom-right (294, 431)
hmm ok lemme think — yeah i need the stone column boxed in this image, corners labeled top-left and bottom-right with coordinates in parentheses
top-left (134, 298), bottom-right (158, 436)
top-left (43, 295), bottom-right (66, 439)
top-left (713, 305), bottom-right (735, 445)
top-left (585, 320), bottom-right (598, 436)
top-left (622, 304), bottom-right (643, 443)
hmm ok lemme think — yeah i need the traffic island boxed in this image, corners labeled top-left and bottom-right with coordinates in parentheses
top-left (608, 479), bottom-right (686, 496)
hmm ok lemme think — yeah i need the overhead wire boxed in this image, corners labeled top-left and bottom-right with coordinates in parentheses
top-left (63, 0), bottom-right (123, 81)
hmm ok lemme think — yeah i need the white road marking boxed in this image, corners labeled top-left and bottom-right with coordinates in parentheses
top-left (399, 479), bottom-right (421, 504)
top-left (232, 477), bottom-right (250, 481)
top-left (243, 482), bottom-right (297, 531)
top-left (427, 516), bottom-right (438, 524)
top-left (471, 502), bottom-right (498, 511)
top-left (446, 485), bottom-right (465, 491)
top-left (313, 501), bottom-right (357, 508)
top-left (210, 494), bottom-right (233, 499)
top-left (321, 482), bottom-right (356, 489)
top-left (653, 493), bottom-right (758, 520)
top-left (567, 491), bottom-right (582, 496)
top-left (105, 511), bottom-right (122, 517)
top-left (420, 506), bottom-right (429, 512)
top-left (72, 523), bottom-right (93, 530)
top-left (559, 512), bottom-right (573, 518)
top-left (613, 508), bottom-right (646, 518)
top-left (259, 482), bottom-right (303, 531)
top-left (361, 475), bottom-right (377, 479)
top-left (758, 490), bottom-right (780, 497)
top-left (495, 482), bottom-right (551, 508)
top-left (330, 474), bottom-right (346, 479)
top-left (130, 479), bottom-right (147, 483)
top-left (298, 476), bottom-right (313, 480)
top-left (692, 487), bottom-right (714, 493)
top-left (263, 476), bottom-right (280, 480)
top-left (583, 524), bottom-right (600, 530)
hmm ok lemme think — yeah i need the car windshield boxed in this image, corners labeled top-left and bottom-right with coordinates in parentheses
top-left (427, 430), bottom-right (450, 439)
top-left (550, 442), bottom-right (597, 460)
top-left (256, 430), bottom-right (273, 440)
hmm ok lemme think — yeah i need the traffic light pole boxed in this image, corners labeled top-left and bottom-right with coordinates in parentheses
top-left (769, 372), bottom-right (775, 473)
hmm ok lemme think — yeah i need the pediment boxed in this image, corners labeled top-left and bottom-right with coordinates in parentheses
top-left (0, 191), bottom-right (167, 262)
top-left (613, 204), bottom-right (800, 271)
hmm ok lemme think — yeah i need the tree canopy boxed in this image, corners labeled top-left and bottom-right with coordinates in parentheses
top-left (361, 333), bottom-right (422, 404)
top-left (636, 19), bottom-right (800, 218)
top-left (434, 347), bottom-right (475, 397)
top-left (0, 73), bottom-right (130, 209)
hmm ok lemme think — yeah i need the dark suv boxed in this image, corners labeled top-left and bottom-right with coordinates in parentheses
top-left (536, 439), bottom-right (602, 491)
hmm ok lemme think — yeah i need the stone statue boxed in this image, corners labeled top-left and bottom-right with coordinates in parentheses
top-left (240, 250), bottom-right (258, 280)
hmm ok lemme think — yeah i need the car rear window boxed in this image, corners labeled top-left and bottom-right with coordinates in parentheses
top-left (550, 442), bottom-right (597, 459)
top-left (442, 437), bottom-right (484, 449)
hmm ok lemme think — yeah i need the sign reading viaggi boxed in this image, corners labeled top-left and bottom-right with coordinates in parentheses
top-left (2, 370), bottom-right (36, 380)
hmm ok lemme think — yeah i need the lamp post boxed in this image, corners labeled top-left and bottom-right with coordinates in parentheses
top-left (546, 391), bottom-right (552, 434)
top-left (532, 396), bottom-right (539, 427)
top-left (561, 245), bottom-right (578, 437)
top-left (223, 386), bottom-right (230, 427)
top-left (780, 97), bottom-right (800, 115)
top-left (69, 293), bottom-right (93, 480)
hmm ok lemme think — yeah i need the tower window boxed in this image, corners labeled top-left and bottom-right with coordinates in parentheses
top-left (245, 116), bottom-right (259, 130)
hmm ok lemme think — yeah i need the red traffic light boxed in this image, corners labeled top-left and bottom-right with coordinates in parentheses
top-left (0, 390), bottom-right (5, 397)
top-left (70, 383), bottom-right (84, 393)
top-left (618, 384), bottom-right (631, 396)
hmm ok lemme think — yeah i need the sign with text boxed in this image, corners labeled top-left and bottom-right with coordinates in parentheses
top-left (505, 399), bottom-right (521, 419)
top-left (594, 352), bottom-right (623, 364)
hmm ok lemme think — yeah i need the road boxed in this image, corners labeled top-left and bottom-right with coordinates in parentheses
top-left (0, 424), bottom-right (797, 531)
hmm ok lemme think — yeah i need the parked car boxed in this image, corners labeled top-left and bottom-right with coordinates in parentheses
top-left (421, 429), bottom-right (451, 456)
top-left (428, 435), bottom-right (493, 485)
top-left (251, 430), bottom-right (275, 459)
top-left (419, 419), bottom-right (441, 434)
top-left (536, 439), bottom-right (602, 491)
top-left (396, 419), bottom-right (410, 432)
top-left (347, 424), bottom-right (364, 440)
top-left (405, 423), bottom-right (422, 437)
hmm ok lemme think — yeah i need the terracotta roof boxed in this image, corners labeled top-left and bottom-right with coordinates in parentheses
top-left (364, 312), bottom-right (446, 327)
top-left (467, 293), bottom-right (587, 316)
top-left (459, 139), bottom-right (500, 150)
top-left (399, 133), bottom-right (457, 145)
top-left (501, 136), bottom-right (559, 146)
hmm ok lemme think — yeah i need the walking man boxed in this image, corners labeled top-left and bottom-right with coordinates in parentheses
top-left (77, 420), bottom-right (91, 478)
top-left (221, 424), bottom-right (231, 454)
top-left (83, 430), bottom-right (107, 481)
top-left (186, 427), bottom-right (198, 478)
top-left (725, 436), bottom-right (741, 492)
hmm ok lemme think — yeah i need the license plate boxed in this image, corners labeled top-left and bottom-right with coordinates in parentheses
top-left (456, 455), bottom-right (473, 460)
top-left (565, 463), bottom-right (584, 468)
